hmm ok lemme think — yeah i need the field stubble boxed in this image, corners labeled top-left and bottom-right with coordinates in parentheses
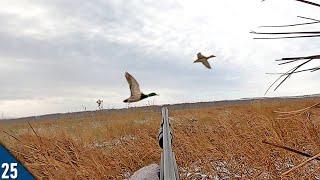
top-left (1, 98), bottom-right (320, 179)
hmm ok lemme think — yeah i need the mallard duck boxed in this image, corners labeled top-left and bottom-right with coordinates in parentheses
top-left (123, 72), bottom-right (158, 103)
top-left (194, 52), bottom-right (216, 69)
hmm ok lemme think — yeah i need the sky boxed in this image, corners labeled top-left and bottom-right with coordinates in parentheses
top-left (0, 0), bottom-right (319, 117)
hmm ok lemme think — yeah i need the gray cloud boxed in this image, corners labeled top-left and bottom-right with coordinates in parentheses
top-left (0, 0), bottom-right (319, 117)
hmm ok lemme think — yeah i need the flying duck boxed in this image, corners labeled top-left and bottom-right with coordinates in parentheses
top-left (123, 72), bottom-right (158, 103)
top-left (194, 52), bottom-right (216, 69)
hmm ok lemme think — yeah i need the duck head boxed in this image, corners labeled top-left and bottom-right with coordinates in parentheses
top-left (147, 92), bottom-right (158, 97)
top-left (140, 92), bottom-right (158, 100)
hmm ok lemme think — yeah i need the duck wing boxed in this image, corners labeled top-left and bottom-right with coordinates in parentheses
top-left (201, 60), bottom-right (212, 69)
top-left (197, 52), bottom-right (206, 59)
top-left (125, 72), bottom-right (141, 97)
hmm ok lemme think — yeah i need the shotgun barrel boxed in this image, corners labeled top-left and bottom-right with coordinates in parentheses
top-left (158, 107), bottom-right (179, 180)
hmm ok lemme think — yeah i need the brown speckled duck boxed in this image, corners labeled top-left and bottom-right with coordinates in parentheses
top-left (123, 72), bottom-right (158, 103)
top-left (194, 52), bottom-right (216, 69)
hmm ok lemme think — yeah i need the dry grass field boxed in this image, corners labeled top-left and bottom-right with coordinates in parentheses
top-left (1, 98), bottom-right (320, 179)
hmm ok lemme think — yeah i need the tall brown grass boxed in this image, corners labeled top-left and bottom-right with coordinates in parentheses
top-left (1, 98), bottom-right (320, 179)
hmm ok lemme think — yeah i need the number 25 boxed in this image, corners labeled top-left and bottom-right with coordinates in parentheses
top-left (1, 163), bottom-right (18, 179)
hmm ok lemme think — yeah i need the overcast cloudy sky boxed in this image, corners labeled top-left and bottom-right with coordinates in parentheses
top-left (0, 0), bottom-right (319, 117)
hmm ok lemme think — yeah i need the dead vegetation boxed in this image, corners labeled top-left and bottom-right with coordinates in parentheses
top-left (252, 0), bottom-right (320, 93)
top-left (1, 98), bottom-right (320, 179)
